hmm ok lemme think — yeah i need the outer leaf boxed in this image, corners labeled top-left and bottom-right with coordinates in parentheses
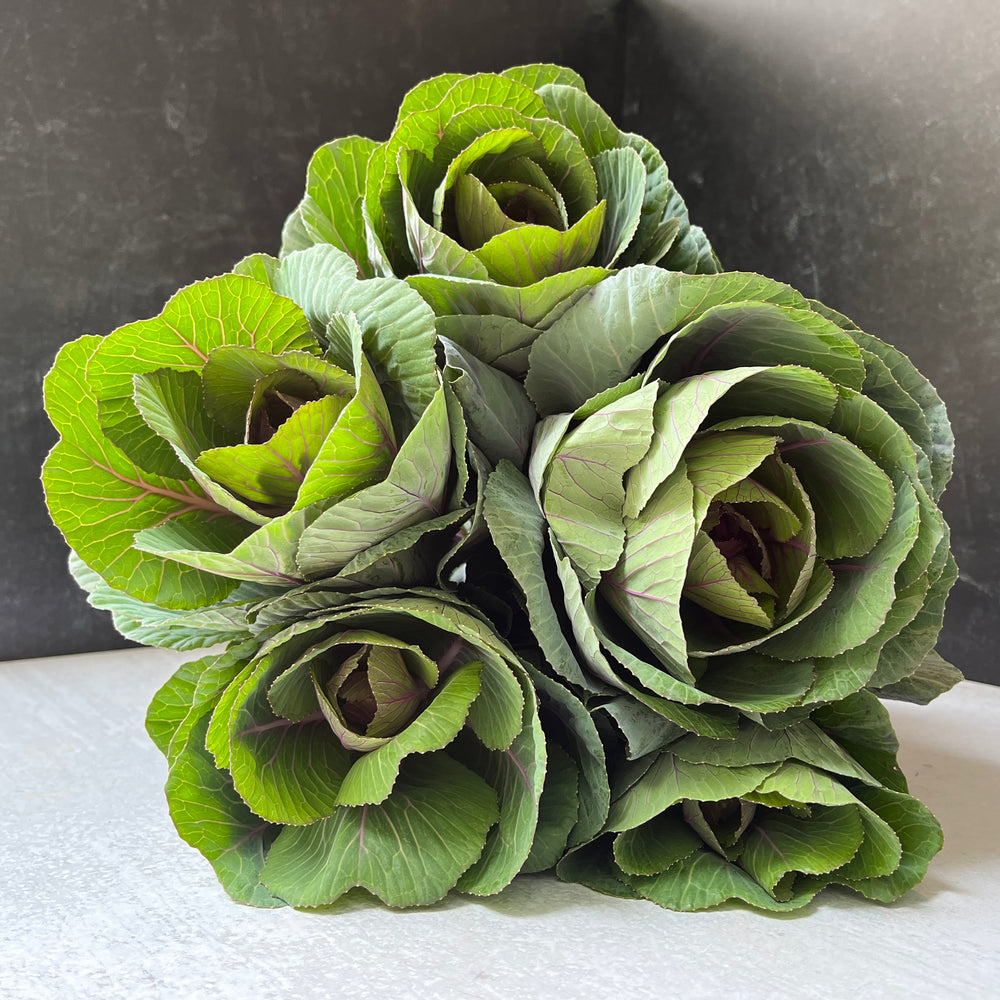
top-left (649, 302), bottom-right (866, 390)
top-left (525, 268), bottom-right (810, 415)
top-left (146, 640), bottom-right (255, 763)
top-left (295, 386), bottom-right (452, 577)
top-left (591, 146), bottom-right (646, 266)
top-left (542, 382), bottom-right (658, 583)
top-left (843, 785), bottom-right (943, 901)
top-left (484, 464), bottom-right (595, 694)
top-left (615, 131), bottom-right (684, 267)
top-left (263, 245), bottom-right (439, 434)
top-left (146, 650), bottom-right (229, 757)
top-left (535, 83), bottom-right (619, 157)
top-left (603, 464), bottom-right (697, 683)
top-left (811, 690), bottom-right (907, 792)
top-left (873, 648), bottom-right (963, 704)
top-left (407, 266), bottom-right (609, 326)
top-left (280, 135), bottom-right (378, 274)
top-left (597, 697), bottom-right (685, 760)
top-left (456, 672), bottom-right (546, 894)
top-left (441, 338), bottom-right (537, 468)
top-left (613, 809), bottom-right (704, 876)
top-left (607, 754), bottom-right (776, 833)
top-left (811, 301), bottom-right (953, 500)
top-left (627, 847), bottom-right (817, 912)
top-left (500, 63), bottom-right (587, 93)
top-left (527, 665), bottom-right (610, 847)
top-left (87, 275), bottom-right (316, 410)
top-left (42, 336), bottom-right (241, 609)
top-left (166, 716), bottom-right (282, 907)
top-left (555, 835), bottom-right (640, 900)
top-left (134, 507), bottom-right (309, 588)
top-left (670, 719), bottom-right (879, 786)
top-left (393, 72), bottom-right (466, 125)
top-left (522, 741), bottom-right (580, 873)
top-left (259, 752), bottom-right (499, 907)
top-left (68, 554), bottom-right (268, 651)
top-left (435, 313), bottom-right (541, 377)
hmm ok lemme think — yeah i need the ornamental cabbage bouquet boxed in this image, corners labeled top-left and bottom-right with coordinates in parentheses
top-left (41, 62), bottom-right (961, 915)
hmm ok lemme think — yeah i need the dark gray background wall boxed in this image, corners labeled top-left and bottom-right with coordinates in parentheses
top-left (621, 0), bottom-right (999, 684)
top-left (1, 0), bottom-right (624, 662)
top-left (3, 0), bottom-right (997, 683)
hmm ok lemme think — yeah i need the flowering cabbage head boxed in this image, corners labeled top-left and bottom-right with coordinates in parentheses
top-left (282, 63), bottom-right (719, 333)
top-left (147, 590), bottom-right (552, 907)
top-left (43, 246), bottom-right (473, 634)
top-left (485, 267), bottom-right (959, 744)
top-left (557, 693), bottom-right (943, 911)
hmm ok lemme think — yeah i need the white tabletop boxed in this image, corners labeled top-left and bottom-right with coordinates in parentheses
top-left (2, 646), bottom-right (996, 999)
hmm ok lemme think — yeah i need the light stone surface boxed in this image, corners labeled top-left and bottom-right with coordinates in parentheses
top-left (1, 647), bottom-right (997, 999)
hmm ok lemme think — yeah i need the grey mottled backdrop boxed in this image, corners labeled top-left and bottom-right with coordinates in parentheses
top-left (622, 0), bottom-right (999, 684)
top-left (3, 0), bottom-right (997, 683)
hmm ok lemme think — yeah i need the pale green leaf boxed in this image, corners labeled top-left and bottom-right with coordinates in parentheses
top-left (522, 741), bottom-right (579, 873)
top-left (263, 245), bottom-right (439, 434)
top-left (484, 463), bottom-right (595, 693)
top-left (42, 336), bottom-right (243, 609)
top-left (740, 804), bottom-right (864, 892)
top-left (165, 716), bottom-right (282, 907)
top-left (613, 809), bottom-right (703, 876)
top-left (295, 386), bottom-right (452, 577)
top-left (603, 464), bottom-right (697, 682)
top-left (591, 146), bottom-right (646, 266)
top-left (542, 381), bottom-right (658, 583)
top-left (525, 268), bottom-right (809, 416)
top-left (260, 752), bottom-right (498, 907)
top-left (407, 266), bottom-right (609, 326)
top-left (69, 554), bottom-right (269, 651)
top-left (606, 754), bottom-right (776, 833)
top-left (456, 674), bottom-right (546, 894)
top-left (842, 785), bottom-right (942, 901)
top-left (441, 338), bottom-right (537, 468)
top-left (434, 314), bottom-right (539, 377)
top-left (626, 847), bottom-right (816, 911)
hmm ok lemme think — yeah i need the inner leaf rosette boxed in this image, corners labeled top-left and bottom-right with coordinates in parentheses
top-left (146, 590), bottom-right (554, 908)
top-left (280, 63), bottom-right (719, 334)
top-left (484, 267), bottom-right (959, 741)
top-left (43, 246), bottom-right (476, 631)
top-left (556, 692), bottom-right (943, 911)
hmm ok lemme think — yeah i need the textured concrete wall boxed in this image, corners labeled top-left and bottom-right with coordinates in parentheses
top-left (622, 0), bottom-right (1000, 683)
